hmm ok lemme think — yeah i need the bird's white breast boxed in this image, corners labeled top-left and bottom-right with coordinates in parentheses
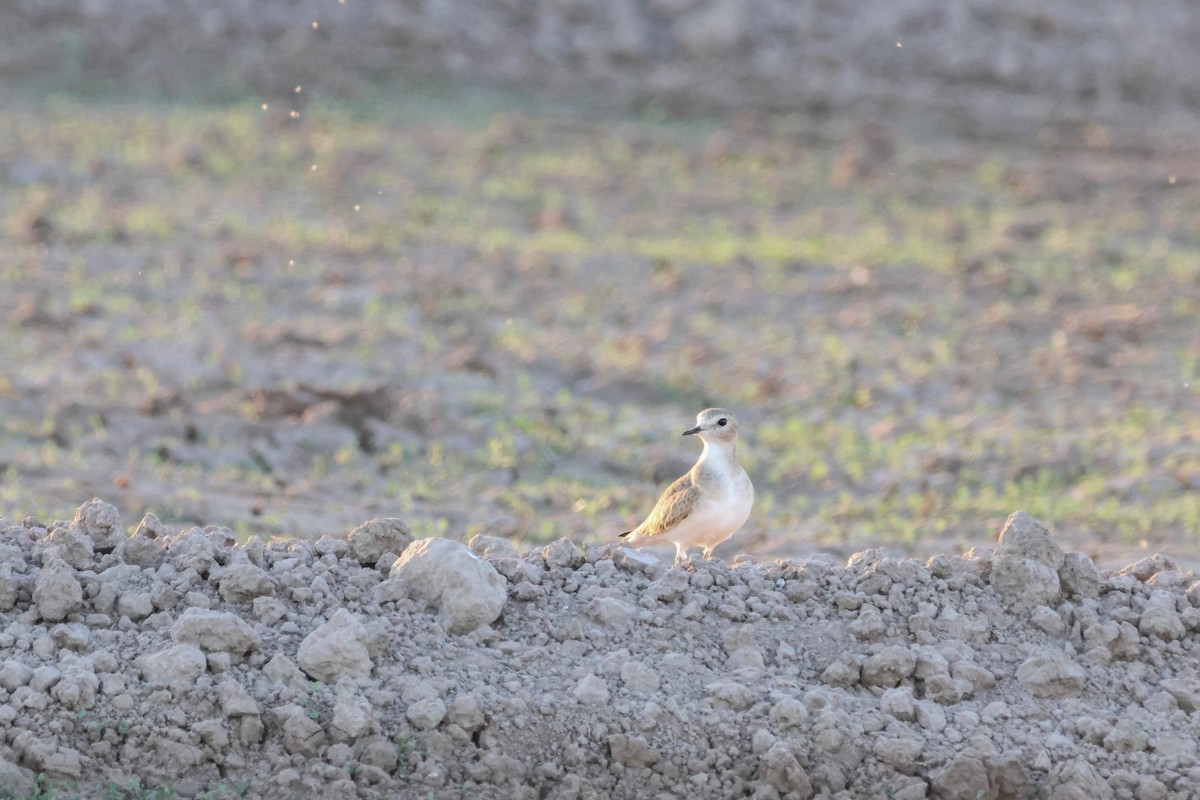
top-left (670, 447), bottom-right (753, 549)
top-left (702, 463), bottom-right (754, 532)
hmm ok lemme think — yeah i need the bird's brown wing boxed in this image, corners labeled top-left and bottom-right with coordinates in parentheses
top-left (621, 472), bottom-right (700, 540)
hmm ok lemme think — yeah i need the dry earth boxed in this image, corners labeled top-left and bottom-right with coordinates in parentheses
top-left (1, 499), bottom-right (1199, 799)
top-left (4, 94), bottom-right (1200, 573)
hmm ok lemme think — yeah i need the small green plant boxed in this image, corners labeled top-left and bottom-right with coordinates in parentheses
top-left (197, 777), bottom-right (250, 800)
top-left (101, 779), bottom-right (177, 800)
top-left (394, 734), bottom-right (412, 778)
top-left (28, 774), bottom-right (56, 800)
top-left (303, 681), bottom-right (322, 721)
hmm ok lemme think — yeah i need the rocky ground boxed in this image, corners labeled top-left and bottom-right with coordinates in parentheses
top-left (0, 499), bottom-right (1197, 799)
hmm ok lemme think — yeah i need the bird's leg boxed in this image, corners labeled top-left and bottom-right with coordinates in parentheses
top-left (673, 545), bottom-right (685, 567)
top-left (702, 546), bottom-right (714, 561)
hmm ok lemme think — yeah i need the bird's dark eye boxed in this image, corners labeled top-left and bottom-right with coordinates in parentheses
top-left (717, 418), bottom-right (728, 426)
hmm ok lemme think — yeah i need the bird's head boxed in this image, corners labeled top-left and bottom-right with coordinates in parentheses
top-left (683, 408), bottom-right (740, 444)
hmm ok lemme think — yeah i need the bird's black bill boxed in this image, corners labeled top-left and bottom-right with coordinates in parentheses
top-left (682, 425), bottom-right (701, 436)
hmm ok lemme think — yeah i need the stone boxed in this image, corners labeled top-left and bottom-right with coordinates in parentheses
top-left (401, 679), bottom-right (438, 704)
top-left (117, 513), bottom-right (167, 568)
top-left (0, 661), bottom-right (32, 692)
top-left (573, 674), bottom-right (610, 705)
top-left (990, 555), bottom-right (1061, 606)
top-left (170, 608), bottom-right (259, 655)
top-left (333, 692), bottom-right (375, 738)
top-left (1016, 649), bottom-right (1086, 698)
top-left (929, 754), bottom-right (991, 800)
top-left (0, 566), bottom-right (17, 611)
top-left (446, 694), bottom-right (486, 732)
top-left (41, 747), bottom-right (83, 782)
top-left (1186, 580), bottom-right (1200, 608)
top-left (70, 498), bottom-right (123, 552)
top-left (1030, 605), bottom-right (1067, 636)
top-left (167, 529), bottom-right (219, 576)
top-left (313, 535), bottom-right (347, 558)
top-left (726, 646), bottom-right (764, 670)
top-left (880, 686), bottom-right (916, 720)
top-left (821, 658), bottom-right (860, 688)
top-left (50, 654), bottom-right (97, 710)
top-left (33, 557), bottom-right (82, 622)
top-left (264, 654), bottom-right (308, 691)
top-left (874, 737), bottom-right (923, 775)
top-left (348, 518), bottom-right (414, 565)
top-left (30, 665), bottom-right (60, 692)
top-left (620, 660), bottom-right (661, 693)
top-left (218, 678), bottom-right (260, 717)
top-left (997, 511), bottom-right (1064, 568)
top-left (116, 592), bottom-right (154, 621)
top-left (542, 538), bottom-right (583, 570)
top-left (192, 718), bottom-right (229, 749)
top-left (613, 547), bottom-right (657, 573)
top-left (275, 705), bottom-right (324, 756)
top-left (468, 534), bottom-right (522, 564)
top-left (917, 700), bottom-right (947, 732)
top-left (1102, 713), bottom-right (1149, 752)
top-left (1051, 760), bottom-right (1114, 800)
top-left (406, 697), bottom-right (447, 730)
top-left (861, 646), bottom-right (916, 688)
top-left (1138, 590), bottom-right (1184, 641)
top-left (769, 696), bottom-right (808, 729)
top-left (297, 608), bottom-right (372, 682)
top-left (1122, 554), bottom-right (1176, 583)
top-left (706, 681), bottom-right (754, 710)
top-left (607, 733), bottom-right (660, 768)
top-left (645, 569), bottom-right (690, 603)
top-left (253, 596), bottom-right (286, 626)
top-left (587, 596), bottom-right (635, 628)
top-left (42, 527), bottom-right (93, 570)
top-left (138, 644), bottom-right (207, 688)
top-left (218, 563), bottom-right (275, 603)
top-left (988, 754), bottom-right (1032, 798)
top-left (758, 740), bottom-right (812, 795)
top-left (951, 661), bottom-right (996, 693)
top-left (850, 605), bottom-right (886, 639)
top-left (389, 538), bottom-right (506, 634)
top-left (1059, 552), bottom-right (1101, 598)
top-left (1160, 673), bottom-right (1200, 713)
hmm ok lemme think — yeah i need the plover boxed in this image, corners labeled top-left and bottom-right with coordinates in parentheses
top-left (620, 408), bottom-right (754, 565)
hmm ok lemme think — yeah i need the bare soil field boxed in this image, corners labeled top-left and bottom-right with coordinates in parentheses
top-left (1, 83), bottom-right (1199, 570)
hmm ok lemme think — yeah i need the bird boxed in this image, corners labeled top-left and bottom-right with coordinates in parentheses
top-left (619, 408), bottom-right (754, 566)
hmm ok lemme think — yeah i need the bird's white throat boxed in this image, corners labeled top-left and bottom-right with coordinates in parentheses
top-left (696, 440), bottom-right (749, 494)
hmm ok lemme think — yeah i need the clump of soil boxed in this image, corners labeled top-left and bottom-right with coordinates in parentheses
top-left (1, 499), bottom-right (1198, 799)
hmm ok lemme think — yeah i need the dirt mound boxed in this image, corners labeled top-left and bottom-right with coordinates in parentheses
top-left (1, 500), bottom-right (1198, 799)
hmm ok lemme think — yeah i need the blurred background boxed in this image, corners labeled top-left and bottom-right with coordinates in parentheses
top-left (1, 0), bottom-right (1198, 568)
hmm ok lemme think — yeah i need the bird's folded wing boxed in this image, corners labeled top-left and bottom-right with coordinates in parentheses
top-left (630, 474), bottom-right (699, 538)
